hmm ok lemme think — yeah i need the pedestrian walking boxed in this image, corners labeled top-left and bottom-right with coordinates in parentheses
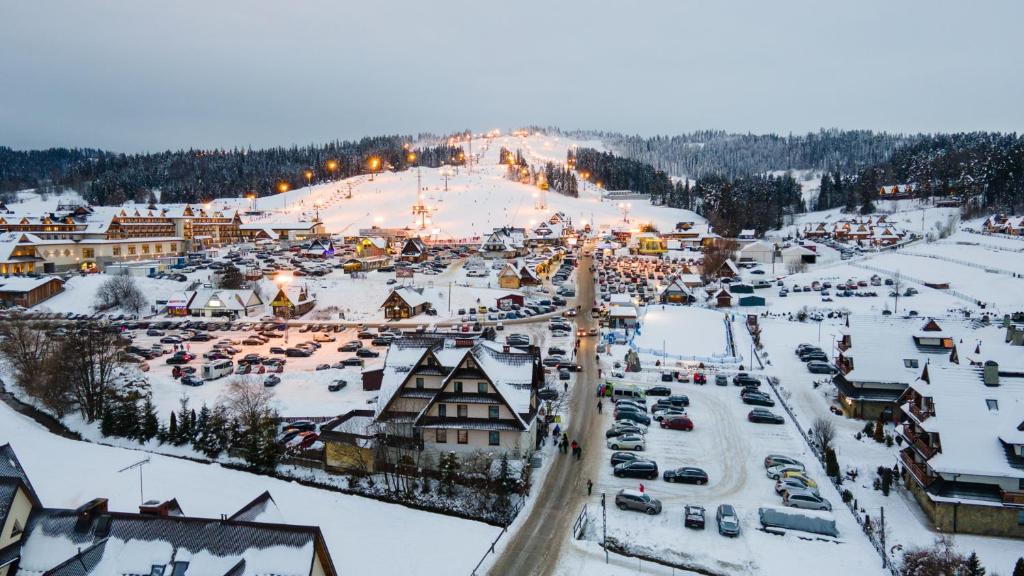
top-left (639, 483), bottom-right (645, 494)
top-left (575, 444), bottom-right (582, 461)
top-left (563, 381), bottom-right (568, 393)
top-left (587, 479), bottom-right (593, 495)
top-left (571, 440), bottom-right (578, 454)
top-left (597, 400), bottom-right (603, 414)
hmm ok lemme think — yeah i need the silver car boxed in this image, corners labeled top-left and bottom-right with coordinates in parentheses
top-left (615, 489), bottom-right (662, 515)
top-left (775, 477), bottom-right (820, 497)
top-left (783, 490), bottom-right (832, 511)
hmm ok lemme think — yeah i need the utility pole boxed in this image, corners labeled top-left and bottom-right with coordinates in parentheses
top-left (880, 507), bottom-right (887, 568)
top-left (601, 492), bottom-right (608, 563)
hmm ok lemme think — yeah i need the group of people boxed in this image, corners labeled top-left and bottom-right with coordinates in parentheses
top-left (551, 426), bottom-right (583, 460)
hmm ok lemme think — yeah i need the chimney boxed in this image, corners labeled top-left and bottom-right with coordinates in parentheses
top-left (139, 498), bottom-right (181, 517)
top-left (75, 498), bottom-right (108, 519)
top-left (503, 345), bottom-right (510, 353)
top-left (983, 360), bottom-right (1000, 387)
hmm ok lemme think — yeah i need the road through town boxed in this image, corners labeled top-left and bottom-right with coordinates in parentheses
top-left (488, 244), bottom-right (605, 576)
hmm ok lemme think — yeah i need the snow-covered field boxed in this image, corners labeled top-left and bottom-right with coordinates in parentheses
top-left (0, 400), bottom-right (501, 575)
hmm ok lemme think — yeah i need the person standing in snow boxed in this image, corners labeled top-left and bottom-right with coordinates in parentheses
top-left (639, 483), bottom-right (645, 494)
top-left (597, 400), bottom-right (603, 414)
top-left (587, 479), bottom-right (593, 495)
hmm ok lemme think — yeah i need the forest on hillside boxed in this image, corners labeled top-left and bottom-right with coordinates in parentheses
top-left (0, 136), bottom-right (465, 206)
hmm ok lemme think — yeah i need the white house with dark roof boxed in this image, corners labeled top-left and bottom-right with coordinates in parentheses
top-left (0, 444), bottom-right (337, 576)
top-left (898, 365), bottom-right (1024, 538)
top-left (353, 337), bottom-right (541, 466)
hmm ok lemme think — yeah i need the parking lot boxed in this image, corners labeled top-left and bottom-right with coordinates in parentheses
top-left (590, 368), bottom-right (886, 574)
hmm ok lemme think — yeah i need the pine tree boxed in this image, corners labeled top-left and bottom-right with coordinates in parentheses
top-left (873, 418), bottom-right (885, 443)
top-left (100, 399), bottom-right (116, 437)
top-left (168, 411), bottom-right (178, 442)
top-left (217, 264), bottom-right (246, 289)
top-left (964, 551), bottom-right (985, 576)
top-left (439, 452), bottom-right (460, 496)
top-left (825, 447), bottom-right (840, 478)
top-left (139, 397), bottom-right (159, 441)
top-left (1012, 557), bottom-right (1024, 576)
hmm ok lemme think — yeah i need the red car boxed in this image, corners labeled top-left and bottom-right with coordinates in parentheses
top-left (660, 415), bottom-right (694, 431)
top-left (693, 372), bottom-right (707, 385)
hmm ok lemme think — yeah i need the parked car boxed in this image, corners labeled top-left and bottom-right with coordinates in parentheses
top-left (615, 489), bottom-right (662, 515)
top-left (715, 374), bottom-right (728, 386)
top-left (285, 347), bottom-right (312, 357)
top-left (766, 463), bottom-right (807, 480)
top-left (807, 361), bottom-right (837, 374)
top-left (653, 395), bottom-right (689, 410)
top-left (764, 455), bottom-right (804, 469)
top-left (339, 340), bottom-right (362, 352)
top-left (615, 411), bottom-right (651, 427)
top-left (662, 467), bottom-right (708, 485)
top-left (607, 434), bottom-right (646, 451)
top-left (684, 505), bottom-right (706, 529)
top-left (733, 374), bottom-right (761, 387)
top-left (606, 424), bottom-right (646, 438)
top-left (748, 408), bottom-right (784, 424)
top-left (610, 452), bottom-right (640, 466)
top-left (716, 504), bottom-right (741, 537)
top-left (660, 415), bottom-right (694, 431)
top-left (652, 408), bottom-right (686, 422)
top-left (264, 374), bottom-right (282, 387)
top-left (776, 477), bottom-right (820, 496)
top-left (328, 379), bottom-right (347, 392)
top-left (180, 375), bottom-right (203, 387)
top-left (537, 388), bottom-right (559, 401)
top-left (741, 391), bottom-right (775, 407)
top-left (613, 459), bottom-right (659, 480)
top-left (783, 490), bottom-right (832, 511)
top-left (356, 348), bottom-right (381, 358)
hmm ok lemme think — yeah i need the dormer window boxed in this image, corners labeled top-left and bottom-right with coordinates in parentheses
top-left (904, 359), bottom-right (919, 369)
top-left (10, 518), bottom-right (23, 539)
top-left (986, 399), bottom-right (998, 412)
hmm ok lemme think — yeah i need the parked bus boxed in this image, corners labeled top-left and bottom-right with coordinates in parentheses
top-left (202, 359), bottom-right (233, 381)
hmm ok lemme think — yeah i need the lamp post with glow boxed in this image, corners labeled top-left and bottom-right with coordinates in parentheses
top-left (277, 182), bottom-right (290, 212)
top-left (618, 202), bottom-right (632, 223)
top-left (246, 192), bottom-right (257, 213)
top-left (304, 169), bottom-right (314, 199)
top-left (369, 157), bottom-right (381, 181)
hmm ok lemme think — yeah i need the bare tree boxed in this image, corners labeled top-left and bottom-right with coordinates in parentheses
top-left (220, 377), bottom-right (281, 471)
top-left (0, 320), bottom-right (69, 416)
top-left (786, 259), bottom-right (808, 275)
top-left (899, 537), bottom-right (968, 576)
top-left (94, 272), bottom-right (147, 314)
top-left (811, 417), bottom-right (836, 455)
top-left (700, 239), bottom-right (739, 281)
top-left (50, 324), bottom-right (125, 421)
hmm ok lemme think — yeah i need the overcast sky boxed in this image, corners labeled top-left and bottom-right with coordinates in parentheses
top-left (2, 0), bottom-right (1022, 152)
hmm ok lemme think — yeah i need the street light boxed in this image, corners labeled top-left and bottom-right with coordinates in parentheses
top-left (369, 157), bottom-right (381, 181)
top-left (304, 169), bottom-right (314, 199)
top-left (246, 192), bottom-right (257, 212)
top-left (277, 181), bottom-right (290, 211)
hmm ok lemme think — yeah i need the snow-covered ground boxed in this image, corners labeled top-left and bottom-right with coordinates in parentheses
top-left (0, 399), bottom-right (501, 576)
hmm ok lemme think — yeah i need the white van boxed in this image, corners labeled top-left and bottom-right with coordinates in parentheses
top-left (611, 383), bottom-right (646, 402)
top-left (202, 359), bottom-right (233, 381)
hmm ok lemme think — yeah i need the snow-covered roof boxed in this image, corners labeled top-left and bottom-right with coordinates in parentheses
top-left (0, 276), bottom-right (63, 293)
top-left (739, 240), bottom-right (774, 253)
top-left (387, 287), bottom-right (430, 309)
top-left (842, 317), bottom-right (968, 385)
top-left (905, 366), bottom-right (1024, 479)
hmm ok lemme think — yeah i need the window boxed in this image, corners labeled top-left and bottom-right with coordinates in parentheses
top-left (488, 406), bottom-right (499, 419)
top-left (435, 429), bottom-right (447, 443)
top-left (457, 405), bottom-right (468, 418)
top-left (170, 243), bottom-right (177, 252)
top-left (112, 247), bottom-right (121, 256)
top-left (415, 377), bottom-right (424, 389)
top-left (149, 566), bottom-right (166, 576)
top-left (438, 404), bottom-right (447, 417)
top-left (1019, 510), bottom-right (1024, 526)
top-left (82, 248), bottom-right (95, 259)
top-left (904, 359), bottom-right (919, 369)
top-left (489, 431), bottom-right (500, 446)
top-left (142, 244), bottom-right (150, 254)
top-left (986, 399), bottom-right (999, 412)
top-left (155, 244), bottom-right (163, 253)
top-left (454, 381), bottom-right (463, 393)
top-left (10, 518), bottom-right (23, 539)
top-left (457, 430), bottom-right (468, 444)
top-left (128, 246), bottom-right (137, 255)
top-left (478, 382), bottom-right (488, 394)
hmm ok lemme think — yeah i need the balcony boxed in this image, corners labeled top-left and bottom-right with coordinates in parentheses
top-left (907, 402), bottom-right (934, 423)
top-left (900, 425), bottom-right (939, 459)
top-left (1002, 490), bottom-right (1024, 506)
top-left (900, 450), bottom-right (936, 487)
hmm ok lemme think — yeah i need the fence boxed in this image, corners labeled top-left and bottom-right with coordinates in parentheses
top-left (469, 525), bottom-right (509, 576)
top-left (848, 261), bottom-right (991, 308)
top-left (572, 504), bottom-right (589, 540)
top-left (752, 330), bottom-right (899, 575)
top-left (899, 248), bottom-right (1021, 278)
